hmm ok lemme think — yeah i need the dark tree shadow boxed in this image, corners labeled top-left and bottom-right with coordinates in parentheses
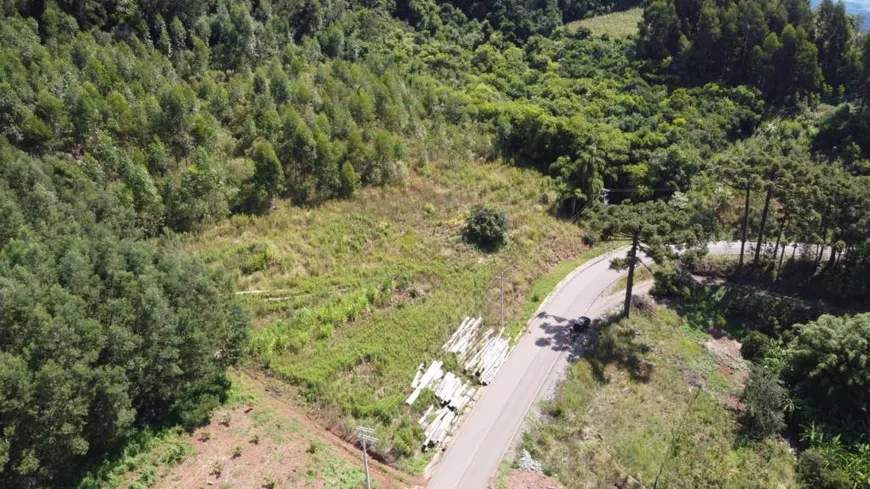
top-left (534, 310), bottom-right (576, 354)
top-left (533, 310), bottom-right (654, 383)
top-left (583, 314), bottom-right (653, 384)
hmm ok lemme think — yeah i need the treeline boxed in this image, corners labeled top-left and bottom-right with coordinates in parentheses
top-left (712, 120), bottom-right (870, 302)
top-left (398, 0), bottom-right (640, 40)
top-left (390, 4), bottom-right (764, 210)
top-left (0, 0), bottom-right (763, 228)
top-left (638, 0), bottom-right (868, 103)
top-left (0, 141), bottom-right (248, 486)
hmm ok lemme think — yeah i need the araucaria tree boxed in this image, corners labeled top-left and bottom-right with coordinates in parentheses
top-left (587, 199), bottom-right (706, 317)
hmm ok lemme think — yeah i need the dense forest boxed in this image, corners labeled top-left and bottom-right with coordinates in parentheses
top-left (0, 0), bottom-right (869, 487)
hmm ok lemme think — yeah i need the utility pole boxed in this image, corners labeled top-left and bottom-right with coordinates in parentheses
top-left (356, 426), bottom-right (378, 489)
top-left (499, 275), bottom-right (504, 330)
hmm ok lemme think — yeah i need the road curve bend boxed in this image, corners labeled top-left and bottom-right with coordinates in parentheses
top-left (426, 241), bottom-right (774, 489)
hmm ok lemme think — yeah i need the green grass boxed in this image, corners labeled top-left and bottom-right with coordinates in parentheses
top-left (607, 262), bottom-right (655, 296)
top-left (185, 157), bottom-right (589, 458)
top-left (524, 304), bottom-right (797, 489)
top-left (306, 440), bottom-right (375, 489)
top-left (568, 8), bottom-right (644, 38)
top-left (76, 428), bottom-right (193, 489)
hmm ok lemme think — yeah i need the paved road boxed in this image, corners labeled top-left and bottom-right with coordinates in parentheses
top-left (426, 241), bottom-right (789, 489)
top-left (427, 247), bottom-right (633, 489)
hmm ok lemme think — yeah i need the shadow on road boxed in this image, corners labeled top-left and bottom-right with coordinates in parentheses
top-left (533, 310), bottom-right (654, 383)
top-left (534, 311), bottom-right (575, 354)
top-left (532, 311), bottom-right (597, 363)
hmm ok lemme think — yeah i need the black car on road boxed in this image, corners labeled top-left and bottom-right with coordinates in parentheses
top-left (571, 316), bottom-right (591, 341)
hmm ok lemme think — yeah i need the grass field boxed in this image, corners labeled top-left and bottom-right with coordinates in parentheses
top-left (183, 154), bottom-right (595, 460)
top-left (568, 8), bottom-right (644, 38)
top-left (523, 304), bottom-right (797, 488)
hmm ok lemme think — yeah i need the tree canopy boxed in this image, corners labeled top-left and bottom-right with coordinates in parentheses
top-left (1, 0), bottom-right (869, 485)
top-left (637, 0), bottom-right (863, 103)
top-left (586, 198), bottom-right (706, 316)
top-left (0, 142), bottom-right (248, 486)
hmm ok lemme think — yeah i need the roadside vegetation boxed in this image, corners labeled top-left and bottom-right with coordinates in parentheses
top-left (658, 263), bottom-right (870, 488)
top-left (524, 303), bottom-right (797, 488)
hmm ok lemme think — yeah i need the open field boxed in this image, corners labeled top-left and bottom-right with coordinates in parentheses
top-left (522, 303), bottom-right (797, 488)
top-left (568, 8), bottom-right (644, 38)
top-left (183, 156), bottom-right (594, 461)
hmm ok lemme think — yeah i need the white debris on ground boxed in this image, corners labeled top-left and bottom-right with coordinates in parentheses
top-left (443, 316), bottom-right (483, 358)
top-left (423, 406), bottom-right (457, 447)
top-left (518, 449), bottom-right (542, 473)
top-left (406, 316), bottom-right (516, 450)
top-left (406, 359), bottom-right (476, 449)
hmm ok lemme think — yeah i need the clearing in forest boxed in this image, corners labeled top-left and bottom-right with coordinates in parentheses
top-left (184, 157), bottom-right (597, 466)
top-left (569, 8), bottom-right (644, 38)
top-left (100, 373), bottom-right (418, 489)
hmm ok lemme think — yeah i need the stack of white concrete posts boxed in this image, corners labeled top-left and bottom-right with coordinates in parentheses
top-left (442, 316), bottom-right (483, 359)
top-left (405, 360), bottom-right (444, 405)
top-left (464, 332), bottom-right (512, 385)
top-left (422, 406), bottom-right (457, 447)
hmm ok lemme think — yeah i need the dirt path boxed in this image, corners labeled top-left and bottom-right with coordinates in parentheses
top-left (241, 370), bottom-right (426, 488)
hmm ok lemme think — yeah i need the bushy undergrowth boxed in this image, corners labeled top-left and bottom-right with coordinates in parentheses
top-left (653, 272), bottom-right (870, 488)
top-left (525, 305), bottom-right (796, 488)
top-left (463, 204), bottom-right (509, 251)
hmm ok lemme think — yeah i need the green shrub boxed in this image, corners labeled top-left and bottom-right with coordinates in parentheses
top-left (307, 439), bottom-right (327, 454)
top-left (740, 331), bottom-right (774, 362)
top-left (463, 205), bottom-right (508, 251)
top-left (785, 314), bottom-right (870, 419)
top-left (413, 388), bottom-right (438, 410)
top-left (442, 352), bottom-right (458, 372)
top-left (390, 420), bottom-right (424, 459)
top-left (651, 266), bottom-right (693, 299)
top-left (314, 323), bottom-right (335, 340)
top-left (740, 366), bottom-right (786, 440)
top-left (285, 328), bottom-right (310, 353)
top-left (798, 447), bottom-right (854, 489)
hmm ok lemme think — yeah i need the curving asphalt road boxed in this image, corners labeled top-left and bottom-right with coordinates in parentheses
top-left (426, 241), bottom-right (789, 489)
